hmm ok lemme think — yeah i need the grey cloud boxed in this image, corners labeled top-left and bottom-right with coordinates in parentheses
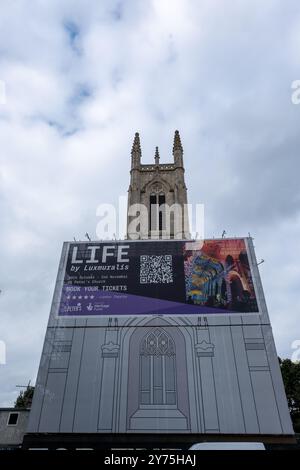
top-left (1, 0), bottom-right (300, 405)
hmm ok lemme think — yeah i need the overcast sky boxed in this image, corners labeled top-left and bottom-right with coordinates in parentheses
top-left (0, 0), bottom-right (300, 406)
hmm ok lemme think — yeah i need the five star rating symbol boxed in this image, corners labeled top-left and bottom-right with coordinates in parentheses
top-left (66, 295), bottom-right (95, 300)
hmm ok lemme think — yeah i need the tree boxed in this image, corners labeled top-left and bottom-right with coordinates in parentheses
top-left (279, 358), bottom-right (300, 432)
top-left (14, 385), bottom-right (35, 409)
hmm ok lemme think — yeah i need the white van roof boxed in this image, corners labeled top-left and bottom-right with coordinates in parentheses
top-left (189, 442), bottom-right (265, 450)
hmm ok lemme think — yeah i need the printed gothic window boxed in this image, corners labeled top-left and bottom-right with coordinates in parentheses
top-left (140, 328), bottom-right (176, 405)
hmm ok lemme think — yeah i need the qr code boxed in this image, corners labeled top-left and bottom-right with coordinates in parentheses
top-left (140, 255), bottom-right (173, 284)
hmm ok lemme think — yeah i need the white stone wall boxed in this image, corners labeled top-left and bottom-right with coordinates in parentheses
top-left (0, 409), bottom-right (30, 446)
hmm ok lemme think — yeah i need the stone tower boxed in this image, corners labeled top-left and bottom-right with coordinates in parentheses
top-left (127, 130), bottom-right (189, 240)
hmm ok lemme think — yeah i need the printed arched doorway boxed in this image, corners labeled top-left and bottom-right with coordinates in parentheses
top-left (127, 318), bottom-right (190, 431)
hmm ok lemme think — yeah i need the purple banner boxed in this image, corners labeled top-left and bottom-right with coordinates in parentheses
top-left (57, 239), bottom-right (259, 317)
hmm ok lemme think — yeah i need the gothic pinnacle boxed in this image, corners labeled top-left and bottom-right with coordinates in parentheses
top-left (155, 146), bottom-right (160, 165)
top-left (131, 132), bottom-right (141, 155)
top-left (173, 129), bottom-right (183, 153)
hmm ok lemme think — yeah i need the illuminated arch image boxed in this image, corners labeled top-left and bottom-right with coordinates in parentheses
top-left (184, 239), bottom-right (258, 313)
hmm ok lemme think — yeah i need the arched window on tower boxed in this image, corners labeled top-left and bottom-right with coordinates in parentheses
top-left (140, 328), bottom-right (176, 406)
top-left (149, 192), bottom-right (165, 237)
top-left (149, 193), bottom-right (157, 235)
top-left (158, 193), bottom-right (165, 235)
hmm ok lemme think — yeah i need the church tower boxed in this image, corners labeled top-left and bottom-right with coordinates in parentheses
top-left (127, 130), bottom-right (189, 240)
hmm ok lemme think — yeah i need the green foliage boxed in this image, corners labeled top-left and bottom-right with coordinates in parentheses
top-left (14, 385), bottom-right (35, 409)
top-left (279, 358), bottom-right (300, 432)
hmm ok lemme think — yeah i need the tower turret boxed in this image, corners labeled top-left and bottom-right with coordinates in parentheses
top-left (173, 130), bottom-right (183, 167)
top-left (131, 132), bottom-right (141, 169)
top-left (154, 146), bottom-right (160, 166)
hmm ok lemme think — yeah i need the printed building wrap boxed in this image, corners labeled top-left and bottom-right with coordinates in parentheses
top-left (26, 132), bottom-right (294, 446)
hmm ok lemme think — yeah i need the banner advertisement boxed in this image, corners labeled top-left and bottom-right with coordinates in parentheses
top-left (58, 239), bottom-right (259, 317)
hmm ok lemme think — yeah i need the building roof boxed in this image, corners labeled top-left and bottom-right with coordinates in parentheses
top-left (0, 408), bottom-right (30, 412)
